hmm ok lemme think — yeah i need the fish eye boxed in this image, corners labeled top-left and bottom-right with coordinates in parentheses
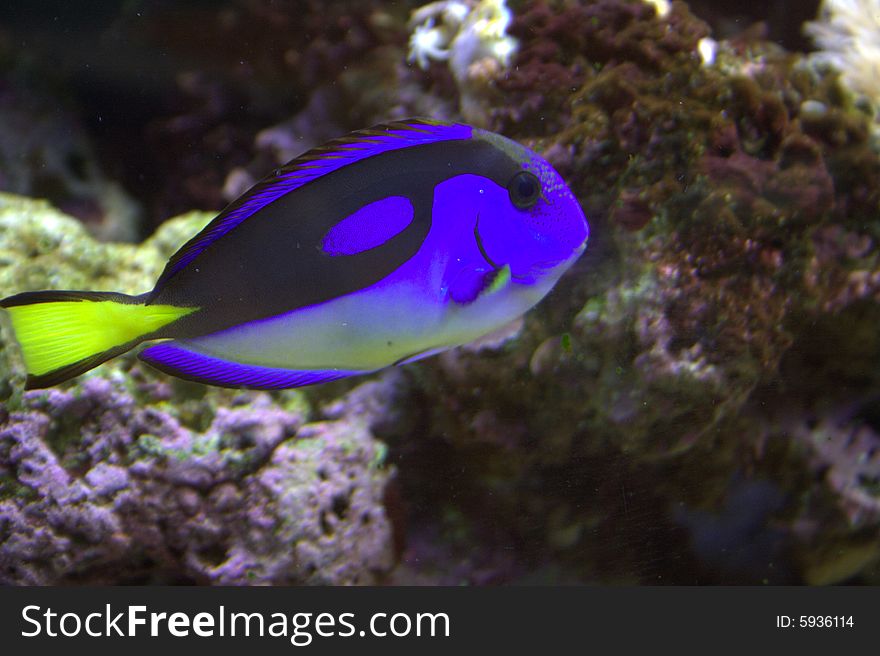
top-left (508, 171), bottom-right (541, 209)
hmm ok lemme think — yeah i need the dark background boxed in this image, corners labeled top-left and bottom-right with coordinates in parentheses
top-left (0, 0), bottom-right (823, 238)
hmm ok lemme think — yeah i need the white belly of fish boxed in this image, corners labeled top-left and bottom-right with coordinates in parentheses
top-left (177, 272), bottom-right (553, 371)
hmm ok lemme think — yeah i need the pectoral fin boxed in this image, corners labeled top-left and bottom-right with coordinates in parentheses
top-left (448, 264), bottom-right (511, 305)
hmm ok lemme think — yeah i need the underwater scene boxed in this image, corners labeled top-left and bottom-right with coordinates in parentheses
top-left (0, 0), bottom-right (879, 586)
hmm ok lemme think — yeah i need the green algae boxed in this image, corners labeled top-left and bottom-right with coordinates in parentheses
top-left (383, 0), bottom-right (880, 583)
top-left (0, 472), bottom-right (37, 502)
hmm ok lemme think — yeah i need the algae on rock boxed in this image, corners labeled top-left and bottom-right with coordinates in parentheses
top-left (0, 192), bottom-right (213, 396)
top-left (0, 194), bottom-right (397, 584)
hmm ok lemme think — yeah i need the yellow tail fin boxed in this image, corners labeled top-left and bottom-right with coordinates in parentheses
top-left (1, 291), bottom-right (196, 389)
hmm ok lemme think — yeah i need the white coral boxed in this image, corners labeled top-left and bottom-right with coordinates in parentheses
top-left (805, 0), bottom-right (880, 109)
top-left (407, 0), bottom-right (519, 124)
top-left (407, 0), bottom-right (518, 77)
top-left (797, 415), bottom-right (880, 526)
top-left (409, 18), bottom-right (451, 69)
top-left (644, 0), bottom-right (671, 17)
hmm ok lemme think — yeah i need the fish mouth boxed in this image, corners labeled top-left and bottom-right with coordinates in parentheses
top-left (474, 214), bottom-right (501, 271)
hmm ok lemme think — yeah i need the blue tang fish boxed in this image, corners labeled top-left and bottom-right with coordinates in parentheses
top-left (1, 119), bottom-right (588, 389)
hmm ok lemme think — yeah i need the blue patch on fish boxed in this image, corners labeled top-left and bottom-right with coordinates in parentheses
top-left (320, 195), bottom-right (414, 256)
top-left (1, 118), bottom-right (589, 390)
top-left (158, 121), bottom-right (474, 283)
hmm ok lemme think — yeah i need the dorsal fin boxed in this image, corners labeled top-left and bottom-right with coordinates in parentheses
top-left (152, 118), bottom-right (472, 293)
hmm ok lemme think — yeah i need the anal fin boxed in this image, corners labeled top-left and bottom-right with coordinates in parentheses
top-left (139, 342), bottom-right (368, 389)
